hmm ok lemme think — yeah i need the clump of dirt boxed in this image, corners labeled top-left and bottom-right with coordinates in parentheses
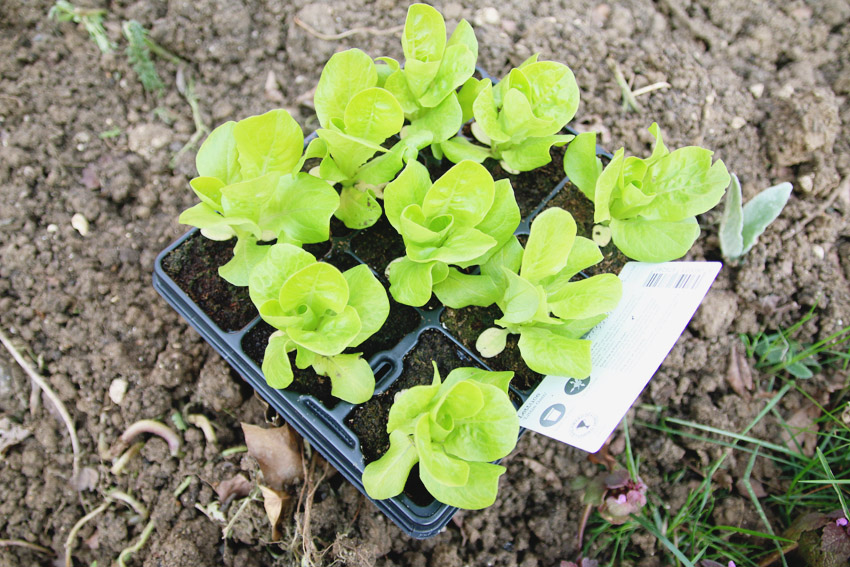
top-left (1, 0), bottom-right (849, 566)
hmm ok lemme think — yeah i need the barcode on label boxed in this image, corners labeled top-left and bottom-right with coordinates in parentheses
top-left (643, 272), bottom-right (702, 289)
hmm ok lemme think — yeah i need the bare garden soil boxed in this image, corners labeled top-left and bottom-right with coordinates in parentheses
top-left (1, 1), bottom-right (849, 566)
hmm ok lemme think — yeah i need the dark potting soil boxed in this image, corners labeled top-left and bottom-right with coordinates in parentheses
top-left (346, 329), bottom-right (478, 464)
top-left (355, 294), bottom-right (421, 360)
top-left (161, 232), bottom-right (256, 332)
top-left (543, 180), bottom-right (630, 276)
top-left (440, 304), bottom-right (543, 392)
top-left (487, 145), bottom-right (567, 219)
top-left (302, 238), bottom-right (332, 260)
top-left (241, 320), bottom-right (337, 408)
top-left (350, 213), bottom-right (405, 279)
top-left (439, 127), bottom-right (567, 219)
top-left (346, 329), bottom-right (480, 506)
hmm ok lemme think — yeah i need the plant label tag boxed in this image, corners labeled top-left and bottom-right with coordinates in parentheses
top-left (517, 261), bottom-right (721, 453)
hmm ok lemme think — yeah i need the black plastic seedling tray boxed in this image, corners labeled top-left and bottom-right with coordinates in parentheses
top-left (153, 126), bottom-right (613, 538)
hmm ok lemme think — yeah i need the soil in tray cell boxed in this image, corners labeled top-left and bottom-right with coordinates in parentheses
top-left (541, 180), bottom-right (629, 276)
top-left (241, 320), bottom-right (337, 408)
top-left (356, 293), bottom-right (422, 360)
top-left (347, 328), bottom-right (477, 462)
top-left (488, 145), bottom-right (568, 219)
top-left (323, 250), bottom-right (423, 360)
top-left (346, 329), bottom-right (478, 505)
top-left (161, 232), bottom-right (256, 332)
top-left (440, 304), bottom-right (543, 393)
top-left (440, 128), bottom-right (568, 218)
top-left (350, 214), bottom-right (405, 278)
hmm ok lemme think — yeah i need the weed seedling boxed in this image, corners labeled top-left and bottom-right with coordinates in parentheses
top-left (49, 0), bottom-right (114, 53)
top-left (123, 20), bottom-right (164, 94)
top-left (741, 307), bottom-right (850, 380)
top-left (719, 174), bottom-right (792, 261)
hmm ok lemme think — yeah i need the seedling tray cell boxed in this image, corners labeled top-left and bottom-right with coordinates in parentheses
top-left (153, 136), bottom-right (613, 537)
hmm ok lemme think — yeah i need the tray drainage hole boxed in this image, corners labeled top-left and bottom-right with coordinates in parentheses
top-left (373, 360), bottom-right (393, 382)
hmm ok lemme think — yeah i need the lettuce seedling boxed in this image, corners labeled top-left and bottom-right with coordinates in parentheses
top-left (362, 364), bottom-right (518, 509)
top-left (311, 48), bottom-right (410, 229)
top-left (383, 159), bottom-right (520, 307)
top-left (719, 173), bottom-right (792, 260)
top-left (442, 54), bottom-right (579, 173)
top-left (377, 3), bottom-right (477, 155)
top-left (563, 123), bottom-right (730, 263)
top-left (179, 109), bottom-right (340, 285)
top-left (471, 208), bottom-right (622, 379)
top-left (247, 243), bottom-right (389, 404)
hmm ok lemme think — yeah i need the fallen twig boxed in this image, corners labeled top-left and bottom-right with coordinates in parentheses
top-left (108, 490), bottom-right (149, 519)
top-left (221, 445), bottom-right (248, 458)
top-left (0, 328), bottom-right (81, 484)
top-left (117, 518), bottom-right (156, 567)
top-left (298, 451), bottom-right (330, 566)
top-left (0, 539), bottom-right (53, 555)
top-left (65, 500), bottom-right (111, 567)
top-left (173, 475), bottom-right (195, 499)
top-left (631, 81), bottom-right (671, 98)
top-left (783, 175), bottom-right (849, 241)
top-left (293, 16), bottom-right (403, 41)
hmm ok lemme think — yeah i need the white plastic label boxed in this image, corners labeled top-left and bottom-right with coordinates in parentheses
top-left (517, 261), bottom-right (721, 453)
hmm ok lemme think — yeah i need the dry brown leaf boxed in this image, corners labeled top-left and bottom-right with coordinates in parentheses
top-left (737, 476), bottom-right (767, 499)
top-left (214, 473), bottom-right (252, 507)
top-left (70, 466), bottom-right (100, 492)
top-left (726, 342), bottom-right (753, 398)
top-left (0, 417), bottom-right (30, 456)
top-left (259, 484), bottom-right (290, 541)
top-left (781, 404), bottom-right (821, 457)
top-left (241, 423), bottom-right (303, 490)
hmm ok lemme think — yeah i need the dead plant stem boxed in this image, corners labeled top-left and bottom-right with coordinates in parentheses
top-left (222, 485), bottom-right (260, 539)
top-left (607, 58), bottom-right (641, 112)
top-left (65, 500), bottom-right (111, 567)
top-left (170, 72), bottom-right (209, 169)
top-left (0, 328), bottom-right (81, 484)
top-left (0, 539), bottom-right (53, 555)
top-left (293, 16), bottom-right (403, 41)
top-left (117, 519), bottom-right (156, 567)
top-left (784, 175), bottom-right (850, 241)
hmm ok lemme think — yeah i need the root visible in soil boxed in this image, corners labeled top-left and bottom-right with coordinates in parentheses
top-left (0, 539), bottom-right (53, 556)
top-left (0, 328), bottom-right (82, 486)
top-left (65, 501), bottom-right (111, 567)
top-left (113, 418), bottom-right (182, 457)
